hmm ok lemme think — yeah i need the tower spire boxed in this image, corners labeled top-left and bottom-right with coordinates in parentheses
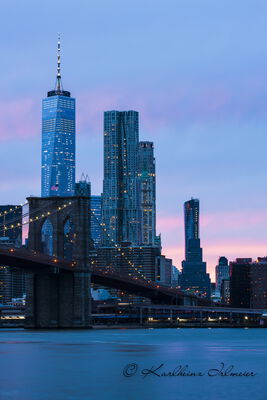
top-left (48, 34), bottom-right (70, 97)
top-left (56, 34), bottom-right (61, 91)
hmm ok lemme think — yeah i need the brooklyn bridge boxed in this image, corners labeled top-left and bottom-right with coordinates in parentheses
top-left (0, 195), bottom-right (212, 329)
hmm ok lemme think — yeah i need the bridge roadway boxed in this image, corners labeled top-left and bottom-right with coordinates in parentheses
top-left (0, 246), bottom-right (211, 306)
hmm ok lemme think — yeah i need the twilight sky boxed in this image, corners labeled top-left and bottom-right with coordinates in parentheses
top-left (1, 0), bottom-right (267, 280)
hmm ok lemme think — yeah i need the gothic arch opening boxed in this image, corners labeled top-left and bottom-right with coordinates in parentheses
top-left (41, 218), bottom-right (53, 256)
top-left (63, 217), bottom-right (75, 260)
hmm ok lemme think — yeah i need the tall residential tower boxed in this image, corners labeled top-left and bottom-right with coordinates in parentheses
top-left (184, 198), bottom-right (199, 259)
top-left (41, 36), bottom-right (75, 197)
top-left (102, 110), bottom-right (140, 245)
top-left (180, 198), bottom-right (211, 298)
top-left (138, 141), bottom-right (156, 245)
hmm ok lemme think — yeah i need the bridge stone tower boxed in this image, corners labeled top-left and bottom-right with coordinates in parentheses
top-left (25, 196), bottom-right (91, 329)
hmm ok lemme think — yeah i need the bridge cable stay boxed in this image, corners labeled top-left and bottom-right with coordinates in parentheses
top-left (0, 203), bottom-right (27, 218)
top-left (0, 201), bottom-right (57, 234)
top-left (0, 199), bottom-right (63, 231)
top-left (89, 209), bottom-right (149, 281)
top-left (0, 201), bottom-right (73, 236)
top-left (0, 204), bottom-right (184, 298)
top-left (0, 200), bottom-right (151, 282)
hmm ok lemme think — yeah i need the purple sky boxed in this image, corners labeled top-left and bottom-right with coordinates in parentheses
top-left (1, 0), bottom-right (267, 280)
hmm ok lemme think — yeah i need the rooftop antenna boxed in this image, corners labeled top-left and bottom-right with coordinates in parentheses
top-left (80, 173), bottom-right (90, 183)
top-left (56, 34), bottom-right (62, 91)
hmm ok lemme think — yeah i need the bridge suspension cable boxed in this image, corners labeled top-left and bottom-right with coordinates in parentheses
top-left (89, 209), bottom-right (149, 281)
top-left (0, 201), bottom-right (73, 235)
top-left (0, 199), bottom-right (150, 282)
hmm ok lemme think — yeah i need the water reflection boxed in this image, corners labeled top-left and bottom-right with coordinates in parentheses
top-left (0, 328), bottom-right (266, 400)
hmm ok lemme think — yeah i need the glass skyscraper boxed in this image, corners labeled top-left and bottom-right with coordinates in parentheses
top-left (184, 198), bottom-right (199, 259)
top-left (102, 110), bottom-right (140, 245)
top-left (91, 195), bottom-right (102, 247)
top-left (181, 198), bottom-right (211, 298)
top-left (138, 141), bottom-right (156, 245)
top-left (41, 37), bottom-right (75, 197)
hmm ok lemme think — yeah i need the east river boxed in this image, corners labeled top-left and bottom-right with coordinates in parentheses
top-left (0, 328), bottom-right (266, 400)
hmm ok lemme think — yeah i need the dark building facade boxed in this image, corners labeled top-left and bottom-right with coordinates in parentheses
top-left (0, 207), bottom-right (25, 304)
top-left (215, 256), bottom-right (229, 294)
top-left (180, 238), bottom-right (211, 298)
top-left (91, 245), bottom-right (161, 282)
top-left (230, 258), bottom-right (253, 308)
top-left (251, 258), bottom-right (267, 308)
top-left (138, 141), bottom-right (156, 245)
top-left (221, 278), bottom-right (230, 304)
top-left (0, 264), bottom-right (25, 304)
top-left (75, 178), bottom-right (91, 197)
top-left (155, 255), bottom-right (173, 287)
top-left (91, 195), bottom-right (102, 248)
top-left (180, 199), bottom-right (210, 298)
top-left (184, 198), bottom-right (199, 259)
top-left (0, 205), bottom-right (22, 244)
top-left (230, 257), bottom-right (267, 309)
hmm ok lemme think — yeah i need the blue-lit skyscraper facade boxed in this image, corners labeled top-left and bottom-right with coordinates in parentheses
top-left (41, 37), bottom-right (75, 197)
top-left (41, 93), bottom-right (75, 197)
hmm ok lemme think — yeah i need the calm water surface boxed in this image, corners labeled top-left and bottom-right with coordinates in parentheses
top-left (0, 328), bottom-right (266, 400)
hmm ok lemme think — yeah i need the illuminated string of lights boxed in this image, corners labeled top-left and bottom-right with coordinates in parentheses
top-left (0, 200), bottom-right (149, 282)
top-left (90, 209), bottom-right (148, 281)
top-left (0, 203), bottom-right (27, 218)
top-left (0, 200), bottom-right (60, 231)
top-left (0, 201), bottom-right (72, 234)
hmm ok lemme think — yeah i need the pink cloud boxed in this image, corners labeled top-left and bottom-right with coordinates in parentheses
top-left (201, 209), bottom-right (267, 232)
top-left (158, 209), bottom-right (267, 281)
top-left (3, 79), bottom-right (267, 144)
top-left (0, 98), bottom-right (39, 141)
top-left (157, 215), bottom-right (183, 231)
top-left (163, 240), bottom-right (267, 282)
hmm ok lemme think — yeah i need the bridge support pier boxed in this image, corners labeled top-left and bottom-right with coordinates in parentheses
top-left (25, 196), bottom-right (91, 329)
top-left (25, 271), bottom-right (91, 329)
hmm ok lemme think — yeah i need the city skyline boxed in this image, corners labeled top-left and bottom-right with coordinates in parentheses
top-left (2, 1), bottom-right (267, 280)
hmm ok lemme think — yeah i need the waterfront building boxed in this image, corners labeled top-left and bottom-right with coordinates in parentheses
top-left (138, 141), bottom-right (156, 245)
top-left (171, 266), bottom-right (180, 287)
top-left (0, 263), bottom-right (26, 304)
top-left (230, 257), bottom-right (267, 309)
top-left (251, 257), bottom-right (267, 308)
top-left (91, 245), bottom-right (160, 282)
top-left (0, 207), bottom-right (24, 304)
top-left (91, 195), bottom-right (102, 248)
top-left (180, 199), bottom-right (211, 298)
top-left (0, 207), bottom-right (25, 303)
top-left (180, 238), bottom-right (211, 298)
top-left (155, 255), bottom-right (173, 286)
top-left (215, 256), bottom-right (229, 293)
top-left (41, 36), bottom-right (75, 197)
top-left (221, 278), bottom-right (230, 304)
top-left (102, 110), bottom-right (140, 246)
top-left (229, 258), bottom-right (252, 308)
top-left (184, 198), bottom-right (199, 259)
top-left (0, 205), bottom-right (22, 245)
